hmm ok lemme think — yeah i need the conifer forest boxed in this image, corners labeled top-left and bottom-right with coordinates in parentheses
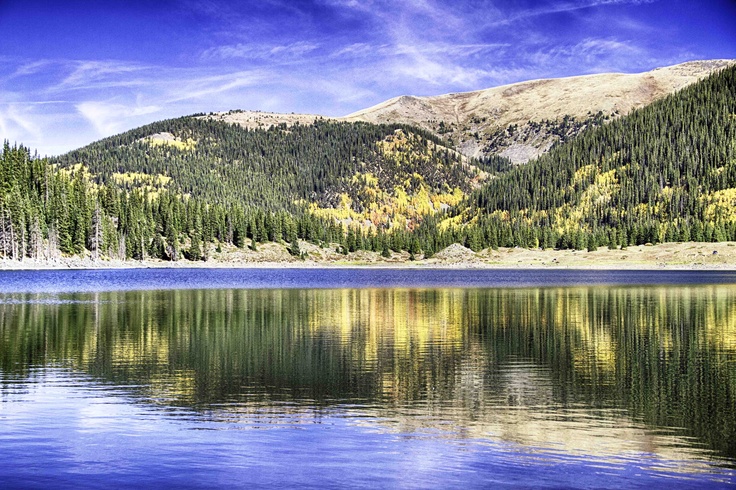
top-left (1, 65), bottom-right (735, 262)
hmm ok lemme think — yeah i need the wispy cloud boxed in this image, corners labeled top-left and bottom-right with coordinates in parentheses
top-left (0, 97), bottom-right (82, 156)
top-left (0, 104), bottom-right (42, 143)
top-left (166, 70), bottom-right (267, 102)
top-left (329, 43), bottom-right (379, 58)
top-left (388, 48), bottom-right (491, 87)
top-left (3, 60), bottom-right (53, 81)
top-left (525, 37), bottom-right (645, 73)
top-left (60, 60), bottom-right (149, 89)
top-left (504, 0), bottom-right (658, 23)
top-left (202, 41), bottom-right (320, 61)
top-left (395, 42), bottom-right (511, 58)
top-left (76, 101), bottom-right (162, 136)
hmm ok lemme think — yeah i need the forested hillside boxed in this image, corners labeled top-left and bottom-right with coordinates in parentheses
top-left (0, 119), bottom-right (495, 262)
top-left (1, 65), bottom-right (735, 263)
top-left (435, 64), bottom-right (736, 252)
top-left (53, 119), bottom-right (487, 221)
top-left (0, 141), bottom-right (349, 261)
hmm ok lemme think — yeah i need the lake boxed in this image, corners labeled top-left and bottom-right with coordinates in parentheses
top-left (1, 269), bottom-right (735, 488)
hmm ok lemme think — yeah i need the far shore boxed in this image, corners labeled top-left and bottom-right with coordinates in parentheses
top-left (1, 241), bottom-right (736, 271)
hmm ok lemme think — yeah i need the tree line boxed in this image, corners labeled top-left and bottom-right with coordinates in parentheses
top-left (0, 141), bottom-right (455, 261)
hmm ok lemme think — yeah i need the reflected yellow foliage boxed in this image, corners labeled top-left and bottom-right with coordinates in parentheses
top-left (2, 285), bottom-right (736, 461)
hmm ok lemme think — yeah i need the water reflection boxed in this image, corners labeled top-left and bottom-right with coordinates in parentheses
top-left (1, 286), bottom-right (735, 473)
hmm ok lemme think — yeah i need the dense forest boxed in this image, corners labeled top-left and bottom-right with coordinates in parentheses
top-left (0, 119), bottom-right (493, 261)
top-left (420, 63), bottom-right (736, 252)
top-left (0, 141), bottom-right (327, 261)
top-left (53, 119), bottom-right (484, 211)
top-left (1, 65), bottom-right (735, 262)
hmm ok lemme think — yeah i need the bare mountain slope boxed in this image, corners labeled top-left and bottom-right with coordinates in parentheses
top-left (204, 109), bottom-right (327, 129)
top-left (205, 60), bottom-right (734, 164)
top-left (344, 59), bottom-right (734, 163)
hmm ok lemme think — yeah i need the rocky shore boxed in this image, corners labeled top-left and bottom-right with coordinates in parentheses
top-left (1, 241), bottom-right (735, 271)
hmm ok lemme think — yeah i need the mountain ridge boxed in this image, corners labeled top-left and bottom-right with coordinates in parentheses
top-left (348, 59), bottom-right (735, 162)
top-left (2, 62), bottom-right (735, 264)
top-left (206, 59), bottom-right (734, 163)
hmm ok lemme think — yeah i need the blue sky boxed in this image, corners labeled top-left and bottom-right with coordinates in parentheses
top-left (1, 0), bottom-right (735, 156)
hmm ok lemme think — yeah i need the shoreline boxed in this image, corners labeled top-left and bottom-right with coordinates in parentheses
top-left (2, 241), bottom-right (735, 272)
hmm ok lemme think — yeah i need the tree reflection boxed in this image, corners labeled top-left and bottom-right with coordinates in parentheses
top-left (1, 285), bottom-right (735, 460)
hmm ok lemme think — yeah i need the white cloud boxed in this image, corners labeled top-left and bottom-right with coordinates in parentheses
top-left (4, 61), bottom-right (53, 81)
top-left (0, 104), bottom-right (43, 144)
top-left (391, 48), bottom-right (489, 87)
top-left (202, 41), bottom-right (320, 61)
top-left (76, 101), bottom-right (162, 136)
top-left (329, 43), bottom-right (380, 58)
top-left (317, 0), bottom-right (372, 11)
top-left (525, 37), bottom-right (645, 74)
top-left (165, 70), bottom-right (267, 102)
top-left (0, 98), bottom-right (91, 156)
top-left (60, 60), bottom-right (148, 89)
top-left (505, 0), bottom-right (658, 23)
top-left (395, 42), bottom-right (510, 58)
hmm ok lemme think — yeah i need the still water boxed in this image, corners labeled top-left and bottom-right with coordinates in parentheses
top-left (1, 269), bottom-right (735, 488)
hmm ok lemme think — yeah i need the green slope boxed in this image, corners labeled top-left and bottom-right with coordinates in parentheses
top-left (440, 64), bottom-right (736, 250)
top-left (52, 118), bottom-right (490, 230)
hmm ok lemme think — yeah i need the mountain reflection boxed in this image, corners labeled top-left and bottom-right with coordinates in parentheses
top-left (1, 286), bottom-right (735, 463)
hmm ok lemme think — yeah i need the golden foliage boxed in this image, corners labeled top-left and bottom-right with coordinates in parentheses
top-left (145, 136), bottom-right (197, 151)
top-left (310, 172), bottom-right (468, 232)
top-left (554, 167), bottom-right (621, 232)
top-left (701, 187), bottom-right (736, 222)
top-left (112, 172), bottom-right (172, 199)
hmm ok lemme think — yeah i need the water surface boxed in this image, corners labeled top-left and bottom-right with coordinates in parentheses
top-left (1, 267), bottom-right (735, 293)
top-left (1, 269), bottom-right (735, 488)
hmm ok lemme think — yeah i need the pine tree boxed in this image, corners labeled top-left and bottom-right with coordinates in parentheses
top-left (188, 232), bottom-right (202, 261)
top-left (381, 243), bottom-right (391, 258)
top-left (289, 237), bottom-right (301, 257)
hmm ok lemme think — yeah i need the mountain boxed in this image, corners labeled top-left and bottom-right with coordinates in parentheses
top-left (2, 62), bottom-right (735, 264)
top-left (205, 60), bottom-right (733, 165)
top-left (433, 61), bottom-right (736, 251)
top-left (344, 60), bottom-right (734, 163)
top-left (52, 118), bottom-right (492, 232)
